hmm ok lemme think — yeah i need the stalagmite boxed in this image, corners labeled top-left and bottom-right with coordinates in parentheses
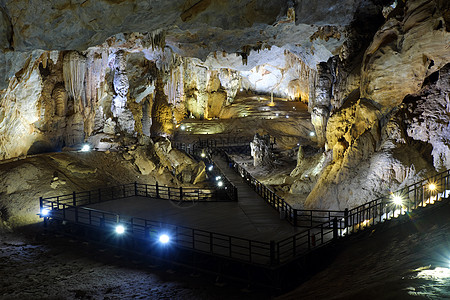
top-left (250, 133), bottom-right (273, 167)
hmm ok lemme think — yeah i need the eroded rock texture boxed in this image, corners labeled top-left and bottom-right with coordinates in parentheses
top-left (402, 64), bottom-right (450, 171)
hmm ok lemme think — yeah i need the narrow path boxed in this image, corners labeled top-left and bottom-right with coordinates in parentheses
top-left (213, 153), bottom-right (302, 238)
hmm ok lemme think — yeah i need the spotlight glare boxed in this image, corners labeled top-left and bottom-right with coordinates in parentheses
top-left (208, 165), bottom-right (213, 171)
top-left (180, 125), bottom-right (186, 131)
top-left (309, 131), bottom-right (315, 137)
top-left (428, 183), bottom-right (436, 191)
top-left (392, 195), bottom-right (403, 206)
top-left (115, 225), bottom-right (125, 234)
top-left (217, 181), bottom-right (224, 187)
top-left (286, 115), bottom-right (289, 119)
top-left (159, 234), bottom-right (170, 244)
top-left (41, 208), bottom-right (50, 216)
top-left (215, 176), bottom-right (221, 181)
top-left (200, 152), bottom-right (206, 158)
top-left (81, 144), bottom-right (91, 152)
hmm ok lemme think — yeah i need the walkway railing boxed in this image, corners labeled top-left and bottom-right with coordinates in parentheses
top-left (222, 151), bottom-right (345, 227)
top-left (343, 169), bottom-right (450, 233)
top-left (174, 137), bottom-right (345, 227)
top-left (39, 168), bottom-right (450, 267)
top-left (40, 182), bottom-right (235, 210)
top-left (173, 137), bottom-right (251, 156)
top-left (40, 197), bottom-right (273, 265)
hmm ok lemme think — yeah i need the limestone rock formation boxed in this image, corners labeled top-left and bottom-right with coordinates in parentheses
top-left (360, 0), bottom-right (450, 110)
top-left (402, 63), bottom-right (450, 171)
top-left (250, 133), bottom-right (273, 167)
top-left (153, 139), bottom-right (206, 184)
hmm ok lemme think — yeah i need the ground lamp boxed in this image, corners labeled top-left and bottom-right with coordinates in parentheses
top-left (115, 224), bottom-right (125, 234)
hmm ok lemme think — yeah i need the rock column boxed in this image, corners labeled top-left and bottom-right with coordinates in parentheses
top-left (311, 62), bottom-right (332, 147)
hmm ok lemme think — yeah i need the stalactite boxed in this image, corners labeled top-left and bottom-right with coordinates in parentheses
top-left (150, 29), bottom-right (166, 51)
top-left (63, 51), bottom-right (86, 112)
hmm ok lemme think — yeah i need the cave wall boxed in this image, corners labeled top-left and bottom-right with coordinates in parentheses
top-left (300, 0), bottom-right (450, 210)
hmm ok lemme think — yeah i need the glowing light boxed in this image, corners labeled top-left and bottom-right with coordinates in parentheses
top-left (275, 113), bottom-right (279, 117)
top-left (41, 208), bottom-right (50, 217)
top-left (392, 195), bottom-right (403, 206)
top-left (428, 183), bottom-right (437, 191)
top-left (208, 165), bottom-right (213, 171)
top-left (240, 88), bottom-right (243, 92)
top-left (309, 132), bottom-right (315, 137)
top-left (201, 152), bottom-right (206, 158)
top-left (286, 115), bottom-right (289, 119)
top-left (215, 176), bottom-right (221, 181)
top-left (115, 225), bottom-right (125, 234)
top-left (415, 267), bottom-right (450, 280)
top-left (180, 125), bottom-right (186, 131)
top-left (159, 234), bottom-right (170, 244)
top-left (81, 144), bottom-right (91, 152)
top-left (217, 181), bottom-right (224, 187)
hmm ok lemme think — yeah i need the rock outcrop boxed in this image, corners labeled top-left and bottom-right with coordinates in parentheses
top-left (250, 133), bottom-right (273, 167)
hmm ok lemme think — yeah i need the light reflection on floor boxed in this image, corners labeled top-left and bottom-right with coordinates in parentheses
top-left (406, 267), bottom-right (450, 298)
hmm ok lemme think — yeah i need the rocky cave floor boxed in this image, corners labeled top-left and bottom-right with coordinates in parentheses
top-left (0, 224), bottom-right (270, 300)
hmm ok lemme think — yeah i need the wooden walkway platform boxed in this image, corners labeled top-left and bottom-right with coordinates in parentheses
top-left (85, 156), bottom-right (304, 242)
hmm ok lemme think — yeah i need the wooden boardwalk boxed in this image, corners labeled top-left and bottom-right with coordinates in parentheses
top-left (84, 156), bottom-right (304, 243)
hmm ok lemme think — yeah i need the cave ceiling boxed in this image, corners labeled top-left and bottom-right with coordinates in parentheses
top-left (0, 0), bottom-right (383, 88)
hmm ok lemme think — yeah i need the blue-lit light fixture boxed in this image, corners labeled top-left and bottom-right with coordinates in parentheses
top-left (159, 234), bottom-right (170, 244)
top-left (115, 224), bottom-right (125, 234)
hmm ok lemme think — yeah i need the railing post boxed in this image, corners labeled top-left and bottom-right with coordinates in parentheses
top-left (156, 182), bottom-right (160, 198)
top-left (293, 209), bottom-right (298, 226)
top-left (234, 187), bottom-right (238, 201)
top-left (40, 197), bottom-right (48, 227)
top-left (333, 217), bottom-right (338, 239)
top-left (180, 186), bottom-right (183, 201)
top-left (134, 181), bottom-right (138, 196)
top-left (270, 240), bottom-right (276, 265)
top-left (72, 191), bottom-right (76, 206)
top-left (344, 208), bottom-right (349, 229)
